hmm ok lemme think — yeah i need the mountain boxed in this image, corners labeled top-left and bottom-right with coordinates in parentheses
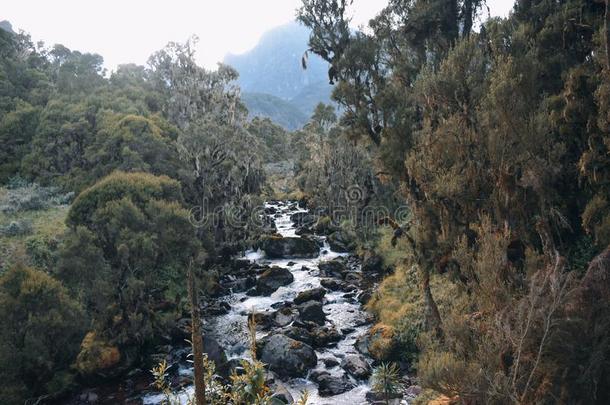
top-left (0, 20), bottom-right (15, 35)
top-left (241, 92), bottom-right (308, 131)
top-left (225, 21), bottom-right (334, 130)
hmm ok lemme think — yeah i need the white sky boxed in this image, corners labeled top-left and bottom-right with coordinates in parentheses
top-left (2, 0), bottom-right (514, 72)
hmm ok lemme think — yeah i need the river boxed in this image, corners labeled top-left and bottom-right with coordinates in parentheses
top-left (144, 200), bottom-right (378, 404)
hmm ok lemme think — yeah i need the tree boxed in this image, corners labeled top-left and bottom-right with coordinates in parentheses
top-left (0, 264), bottom-right (86, 404)
top-left (59, 172), bottom-right (202, 374)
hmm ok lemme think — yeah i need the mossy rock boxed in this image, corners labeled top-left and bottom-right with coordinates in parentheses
top-left (75, 332), bottom-right (122, 377)
top-left (367, 323), bottom-right (397, 361)
top-left (259, 235), bottom-right (319, 259)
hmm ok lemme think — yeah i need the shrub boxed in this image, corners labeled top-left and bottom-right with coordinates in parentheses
top-left (0, 265), bottom-right (86, 403)
top-left (371, 362), bottom-right (404, 404)
top-left (0, 183), bottom-right (72, 214)
top-left (0, 219), bottom-right (32, 237)
top-left (59, 172), bottom-right (201, 361)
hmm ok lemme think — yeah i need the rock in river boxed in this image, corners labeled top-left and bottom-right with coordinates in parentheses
top-left (297, 300), bottom-right (326, 325)
top-left (256, 266), bottom-right (294, 295)
top-left (310, 371), bottom-right (355, 397)
top-left (260, 334), bottom-right (317, 378)
top-left (341, 354), bottom-right (371, 379)
top-left (293, 287), bottom-right (326, 305)
top-left (260, 235), bottom-right (319, 259)
top-left (327, 230), bottom-right (356, 252)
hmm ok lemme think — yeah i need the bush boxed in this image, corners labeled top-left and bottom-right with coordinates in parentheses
top-left (58, 172), bottom-right (201, 359)
top-left (0, 183), bottom-right (73, 214)
top-left (0, 265), bottom-right (86, 403)
top-left (0, 219), bottom-right (33, 237)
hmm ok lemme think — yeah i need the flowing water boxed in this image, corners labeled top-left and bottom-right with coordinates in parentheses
top-left (144, 201), bottom-right (375, 404)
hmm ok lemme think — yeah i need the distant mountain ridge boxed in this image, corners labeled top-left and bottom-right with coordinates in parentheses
top-left (0, 20), bottom-right (15, 35)
top-left (225, 21), bottom-right (333, 130)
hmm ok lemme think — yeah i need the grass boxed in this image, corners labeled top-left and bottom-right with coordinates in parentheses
top-left (0, 186), bottom-right (69, 273)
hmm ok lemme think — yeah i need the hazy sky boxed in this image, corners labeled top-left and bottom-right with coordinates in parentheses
top-left (2, 0), bottom-right (514, 72)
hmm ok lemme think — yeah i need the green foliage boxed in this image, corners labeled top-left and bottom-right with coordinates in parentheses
top-left (371, 363), bottom-right (404, 404)
top-left (59, 172), bottom-right (201, 352)
top-left (301, 0), bottom-right (610, 402)
top-left (0, 264), bottom-right (86, 403)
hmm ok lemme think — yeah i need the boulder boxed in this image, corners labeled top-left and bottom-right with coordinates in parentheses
top-left (203, 337), bottom-right (229, 377)
top-left (293, 287), bottom-right (326, 305)
top-left (260, 334), bottom-right (317, 378)
top-left (260, 236), bottom-right (319, 259)
top-left (310, 371), bottom-right (355, 397)
top-left (75, 332), bottom-right (122, 377)
top-left (270, 382), bottom-right (294, 404)
top-left (366, 391), bottom-right (403, 404)
top-left (341, 354), bottom-right (371, 379)
top-left (362, 253), bottom-right (383, 273)
top-left (274, 307), bottom-right (298, 327)
top-left (297, 300), bottom-right (326, 325)
top-left (290, 212), bottom-right (317, 227)
top-left (282, 326), bottom-right (314, 345)
top-left (312, 216), bottom-right (335, 235)
top-left (327, 231), bottom-right (356, 253)
top-left (225, 276), bottom-right (256, 293)
top-left (343, 271), bottom-right (363, 285)
top-left (256, 267), bottom-right (294, 295)
top-left (318, 259), bottom-right (347, 278)
top-left (311, 325), bottom-right (342, 347)
top-left (323, 357), bottom-right (340, 368)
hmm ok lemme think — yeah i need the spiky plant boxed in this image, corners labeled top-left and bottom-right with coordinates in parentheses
top-left (371, 362), bottom-right (403, 404)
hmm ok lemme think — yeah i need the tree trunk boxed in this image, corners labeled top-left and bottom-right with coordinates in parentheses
top-left (188, 262), bottom-right (206, 405)
top-left (420, 267), bottom-right (443, 336)
top-left (606, 0), bottom-right (610, 70)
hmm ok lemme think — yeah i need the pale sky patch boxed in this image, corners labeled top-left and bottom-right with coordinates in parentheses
top-left (2, 0), bottom-right (514, 72)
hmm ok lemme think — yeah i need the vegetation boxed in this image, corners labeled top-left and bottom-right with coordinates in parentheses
top-left (1, 0), bottom-right (610, 403)
top-left (297, 0), bottom-right (610, 402)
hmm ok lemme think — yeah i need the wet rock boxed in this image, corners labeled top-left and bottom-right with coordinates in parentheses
top-left (362, 253), bottom-right (383, 273)
top-left (293, 287), bottom-right (326, 305)
top-left (172, 317), bottom-right (192, 340)
top-left (295, 226), bottom-right (312, 236)
top-left (366, 391), bottom-right (403, 403)
top-left (355, 334), bottom-right (370, 356)
top-left (270, 382), bottom-right (294, 404)
top-left (311, 371), bottom-right (355, 397)
top-left (318, 259), bottom-right (347, 278)
top-left (358, 290), bottom-right (372, 304)
top-left (311, 325), bottom-right (342, 347)
top-left (343, 271), bottom-right (362, 285)
top-left (282, 326), bottom-right (314, 345)
top-left (230, 259), bottom-right (253, 272)
top-left (260, 334), bottom-right (317, 378)
top-left (320, 278), bottom-right (356, 292)
top-left (203, 336), bottom-right (229, 377)
top-left (225, 276), bottom-right (256, 293)
top-left (79, 391), bottom-right (99, 403)
top-left (256, 267), bottom-right (295, 295)
top-left (290, 212), bottom-right (317, 227)
top-left (323, 357), bottom-right (340, 368)
top-left (312, 216), bottom-right (336, 235)
top-left (297, 300), bottom-right (326, 325)
top-left (341, 354), bottom-right (371, 379)
top-left (327, 231), bottom-right (356, 253)
top-left (260, 236), bottom-right (319, 259)
top-left (227, 358), bottom-right (246, 376)
top-left (248, 311), bottom-right (275, 330)
top-left (274, 307), bottom-right (297, 327)
top-left (205, 301), bottom-right (231, 316)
